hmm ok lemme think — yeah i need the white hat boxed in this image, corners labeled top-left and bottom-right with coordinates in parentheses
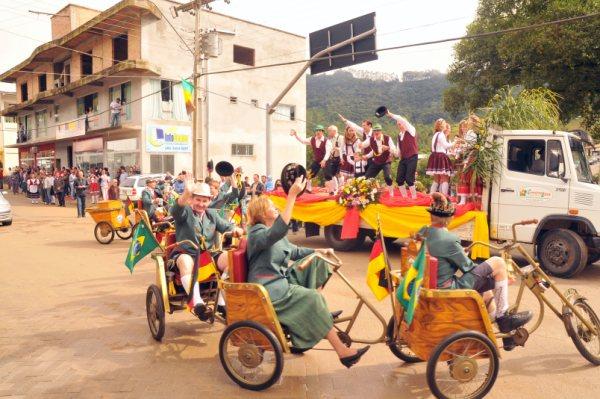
top-left (191, 182), bottom-right (211, 197)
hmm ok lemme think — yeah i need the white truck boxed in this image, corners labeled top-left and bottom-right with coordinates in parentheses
top-left (321, 129), bottom-right (600, 278)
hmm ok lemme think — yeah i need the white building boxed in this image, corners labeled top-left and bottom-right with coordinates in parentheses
top-left (0, 91), bottom-right (18, 172)
top-left (0, 0), bottom-right (306, 177)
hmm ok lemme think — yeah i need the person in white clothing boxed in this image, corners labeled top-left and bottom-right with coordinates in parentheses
top-left (100, 169), bottom-right (110, 200)
top-left (361, 123), bottom-right (397, 196)
top-left (290, 125), bottom-right (327, 193)
top-left (338, 114), bottom-right (374, 170)
top-left (426, 119), bottom-right (455, 196)
top-left (340, 126), bottom-right (361, 182)
top-left (110, 98), bottom-right (122, 127)
top-left (321, 125), bottom-right (345, 194)
top-left (387, 110), bottom-right (419, 199)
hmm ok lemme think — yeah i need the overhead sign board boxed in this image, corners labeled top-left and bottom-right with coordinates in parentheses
top-left (309, 12), bottom-right (377, 75)
top-left (145, 124), bottom-right (192, 153)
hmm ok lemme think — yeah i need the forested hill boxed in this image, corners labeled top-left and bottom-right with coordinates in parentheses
top-left (306, 69), bottom-right (457, 135)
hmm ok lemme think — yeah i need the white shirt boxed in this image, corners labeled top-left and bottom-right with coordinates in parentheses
top-left (294, 133), bottom-right (324, 148)
top-left (110, 101), bottom-right (122, 114)
top-left (431, 131), bottom-right (453, 153)
top-left (43, 176), bottom-right (54, 189)
top-left (341, 137), bottom-right (361, 161)
top-left (388, 112), bottom-right (416, 141)
top-left (344, 120), bottom-right (373, 140)
top-left (360, 135), bottom-right (398, 157)
top-left (323, 134), bottom-right (344, 162)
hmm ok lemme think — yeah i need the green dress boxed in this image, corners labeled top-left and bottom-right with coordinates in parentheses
top-left (247, 216), bottom-right (333, 349)
top-left (419, 226), bottom-right (478, 289)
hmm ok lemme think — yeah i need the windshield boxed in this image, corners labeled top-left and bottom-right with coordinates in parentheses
top-left (569, 137), bottom-right (594, 184)
top-left (121, 177), bottom-right (137, 188)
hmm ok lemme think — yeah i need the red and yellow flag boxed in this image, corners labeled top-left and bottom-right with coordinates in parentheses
top-left (230, 205), bottom-right (242, 225)
top-left (181, 79), bottom-right (195, 115)
top-left (366, 239), bottom-right (391, 300)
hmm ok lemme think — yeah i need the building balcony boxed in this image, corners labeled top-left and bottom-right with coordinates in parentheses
top-left (1, 60), bottom-right (161, 117)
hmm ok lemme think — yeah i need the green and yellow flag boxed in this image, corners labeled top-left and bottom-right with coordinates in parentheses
top-left (396, 241), bottom-right (427, 326)
top-left (181, 79), bottom-right (195, 115)
top-left (124, 220), bottom-right (160, 272)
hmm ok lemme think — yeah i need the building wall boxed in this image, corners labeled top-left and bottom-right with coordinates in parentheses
top-left (0, 92), bottom-right (19, 170)
top-left (144, 0), bottom-right (307, 177)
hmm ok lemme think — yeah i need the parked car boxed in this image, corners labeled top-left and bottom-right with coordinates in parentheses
top-left (119, 174), bottom-right (166, 201)
top-left (0, 191), bottom-right (12, 226)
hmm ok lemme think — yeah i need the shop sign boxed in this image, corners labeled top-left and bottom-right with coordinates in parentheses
top-left (56, 118), bottom-right (86, 140)
top-left (145, 124), bottom-right (191, 153)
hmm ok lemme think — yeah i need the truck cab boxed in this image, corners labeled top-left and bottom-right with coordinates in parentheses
top-left (487, 130), bottom-right (600, 277)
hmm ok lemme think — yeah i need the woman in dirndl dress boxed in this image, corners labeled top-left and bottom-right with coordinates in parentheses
top-left (426, 119), bottom-right (454, 196)
top-left (456, 115), bottom-right (483, 205)
top-left (88, 173), bottom-right (100, 204)
top-left (339, 125), bottom-right (360, 185)
top-left (26, 173), bottom-right (40, 204)
top-left (246, 177), bottom-right (370, 367)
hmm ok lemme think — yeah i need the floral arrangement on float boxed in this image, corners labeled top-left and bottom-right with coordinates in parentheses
top-left (337, 177), bottom-right (380, 209)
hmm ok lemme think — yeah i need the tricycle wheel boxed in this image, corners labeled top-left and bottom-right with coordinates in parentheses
top-left (426, 331), bottom-right (499, 399)
top-left (146, 285), bottom-right (166, 341)
top-left (563, 298), bottom-right (600, 365)
top-left (386, 316), bottom-right (422, 363)
top-left (219, 320), bottom-right (284, 391)
top-left (116, 225), bottom-right (133, 239)
top-left (94, 221), bottom-right (115, 244)
top-left (323, 225), bottom-right (366, 252)
top-left (537, 229), bottom-right (587, 278)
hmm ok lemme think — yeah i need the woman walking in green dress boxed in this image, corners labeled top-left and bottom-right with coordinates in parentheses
top-left (246, 177), bottom-right (369, 368)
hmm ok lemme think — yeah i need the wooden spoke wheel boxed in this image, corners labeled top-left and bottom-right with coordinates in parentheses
top-left (146, 285), bottom-right (166, 341)
top-left (563, 298), bottom-right (600, 365)
top-left (116, 225), bottom-right (133, 240)
top-left (386, 316), bottom-right (422, 363)
top-left (426, 331), bottom-right (499, 399)
top-left (219, 320), bottom-right (284, 391)
top-left (94, 221), bottom-right (115, 244)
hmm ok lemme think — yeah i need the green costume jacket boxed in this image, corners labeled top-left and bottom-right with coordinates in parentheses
top-left (171, 201), bottom-right (234, 254)
top-left (247, 216), bottom-right (315, 301)
top-left (141, 188), bottom-right (156, 219)
top-left (419, 226), bottom-right (477, 289)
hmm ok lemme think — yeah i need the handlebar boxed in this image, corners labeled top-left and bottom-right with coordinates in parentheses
top-left (512, 219), bottom-right (538, 243)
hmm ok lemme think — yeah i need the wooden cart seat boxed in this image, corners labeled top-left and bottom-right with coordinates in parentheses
top-left (402, 288), bottom-right (496, 361)
top-left (228, 237), bottom-right (248, 283)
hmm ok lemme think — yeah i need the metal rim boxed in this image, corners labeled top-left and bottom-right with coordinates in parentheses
top-left (222, 326), bottom-right (278, 387)
top-left (570, 301), bottom-right (600, 359)
top-left (116, 226), bottom-right (133, 239)
top-left (544, 239), bottom-right (570, 268)
top-left (431, 336), bottom-right (497, 399)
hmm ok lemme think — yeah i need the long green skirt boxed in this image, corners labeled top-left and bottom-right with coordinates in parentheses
top-left (272, 257), bottom-right (333, 350)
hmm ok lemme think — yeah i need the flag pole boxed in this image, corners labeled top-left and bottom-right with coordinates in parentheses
top-left (377, 214), bottom-right (398, 324)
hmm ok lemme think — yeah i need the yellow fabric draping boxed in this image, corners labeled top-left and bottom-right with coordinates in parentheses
top-left (268, 196), bottom-right (490, 259)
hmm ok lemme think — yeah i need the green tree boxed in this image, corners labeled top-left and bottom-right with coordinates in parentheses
top-left (444, 0), bottom-right (600, 137)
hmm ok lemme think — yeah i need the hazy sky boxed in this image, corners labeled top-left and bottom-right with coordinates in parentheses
top-left (0, 0), bottom-right (479, 91)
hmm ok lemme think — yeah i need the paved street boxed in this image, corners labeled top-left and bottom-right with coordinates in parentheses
top-left (1, 194), bottom-right (600, 399)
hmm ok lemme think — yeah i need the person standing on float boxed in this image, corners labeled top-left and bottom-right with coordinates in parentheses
top-left (387, 110), bottom-right (419, 199)
top-left (360, 123), bottom-right (397, 197)
top-left (338, 114), bottom-right (374, 170)
top-left (290, 125), bottom-right (327, 193)
top-left (321, 125), bottom-right (344, 195)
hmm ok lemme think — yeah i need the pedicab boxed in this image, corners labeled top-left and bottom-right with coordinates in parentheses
top-left (86, 200), bottom-right (136, 244)
top-left (385, 219), bottom-right (600, 399)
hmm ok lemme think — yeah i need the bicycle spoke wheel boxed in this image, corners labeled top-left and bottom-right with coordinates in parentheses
top-left (564, 298), bottom-right (600, 365)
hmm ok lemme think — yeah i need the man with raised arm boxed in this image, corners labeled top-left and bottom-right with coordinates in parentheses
top-left (290, 125), bottom-right (326, 193)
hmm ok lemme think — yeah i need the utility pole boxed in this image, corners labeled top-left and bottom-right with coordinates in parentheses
top-left (171, 0), bottom-right (221, 180)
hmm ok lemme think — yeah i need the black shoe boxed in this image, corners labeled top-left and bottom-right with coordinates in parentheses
top-left (502, 337), bottom-right (516, 352)
top-left (193, 303), bottom-right (213, 321)
top-left (496, 311), bottom-right (533, 333)
top-left (331, 310), bottom-right (343, 319)
top-left (217, 305), bottom-right (227, 318)
top-left (340, 346), bottom-right (370, 368)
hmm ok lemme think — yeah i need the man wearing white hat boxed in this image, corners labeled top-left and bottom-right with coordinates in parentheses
top-left (171, 180), bottom-right (244, 321)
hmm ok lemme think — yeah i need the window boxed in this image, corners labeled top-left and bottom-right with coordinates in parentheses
top-left (161, 80), bottom-right (173, 102)
top-left (81, 53), bottom-right (93, 76)
top-left (20, 83), bottom-right (28, 101)
top-left (546, 140), bottom-right (565, 178)
top-left (113, 34), bottom-right (128, 64)
top-left (76, 93), bottom-right (99, 116)
top-left (507, 139), bottom-right (545, 175)
top-left (273, 104), bottom-right (296, 121)
top-left (229, 96), bottom-right (238, 104)
top-left (232, 144), bottom-right (253, 156)
top-left (570, 137), bottom-right (593, 183)
top-left (35, 110), bottom-right (48, 137)
top-left (53, 104), bottom-right (60, 122)
top-left (233, 45), bottom-right (255, 66)
top-left (150, 154), bottom-right (174, 173)
top-left (38, 74), bottom-right (47, 92)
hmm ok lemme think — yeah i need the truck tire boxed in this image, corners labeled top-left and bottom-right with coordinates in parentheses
top-left (323, 225), bottom-right (366, 252)
top-left (537, 229), bottom-right (588, 278)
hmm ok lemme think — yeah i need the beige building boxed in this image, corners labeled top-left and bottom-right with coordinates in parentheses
top-left (0, 91), bottom-right (18, 173)
top-left (0, 0), bottom-right (306, 176)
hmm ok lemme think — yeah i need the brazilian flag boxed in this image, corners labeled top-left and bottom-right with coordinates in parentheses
top-left (124, 220), bottom-right (160, 272)
top-left (396, 241), bottom-right (427, 326)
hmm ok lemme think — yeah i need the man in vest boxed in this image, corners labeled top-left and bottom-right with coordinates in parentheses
top-left (360, 123), bottom-right (397, 196)
top-left (290, 125), bottom-right (326, 192)
top-left (322, 125), bottom-right (345, 194)
top-left (387, 110), bottom-right (418, 199)
top-left (338, 114), bottom-right (374, 170)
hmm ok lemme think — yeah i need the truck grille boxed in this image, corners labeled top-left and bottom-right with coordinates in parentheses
top-left (573, 192), bottom-right (594, 207)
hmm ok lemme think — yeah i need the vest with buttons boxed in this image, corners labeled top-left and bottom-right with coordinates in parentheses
top-left (311, 136), bottom-right (326, 162)
top-left (369, 135), bottom-right (392, 165)
top-left (399, 131), bottom-right (418, 159)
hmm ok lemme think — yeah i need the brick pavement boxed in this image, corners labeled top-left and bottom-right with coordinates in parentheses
top-left (1, 193), bottom-right (600, 398)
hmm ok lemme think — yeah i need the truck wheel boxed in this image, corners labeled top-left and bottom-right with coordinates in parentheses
top-left (538, 229), bottom-right (588, 278)
top-left (324, 225), bottom-right (366, 252)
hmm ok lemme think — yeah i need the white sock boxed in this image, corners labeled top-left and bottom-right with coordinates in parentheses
top-left (388, 185), bottom-right (395, 197)
top-left (399, 185), bottom-right (407, 198)
top-left (181, 274), bottom-right (203, 305)
top-left (408, 185), bottom-right (417, 199)
top-left (493, 279), bottom-right (509, 318)
top-left (332, 176), bottom-right (339, 192)
top-left (440, 182), bottom-right (449, 196)
top-left (217, 291), bottom-right (226, 307)
top-left (430, 182), bottom-right (439, 194)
